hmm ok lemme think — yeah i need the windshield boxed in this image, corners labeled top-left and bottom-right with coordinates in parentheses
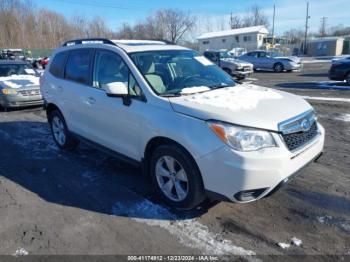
top-left (130, 50), bottom-right (235, 96)
top-left (0, 64), bottom-right (37, 77)
top-left (219, 52), bottom-right (232, 59)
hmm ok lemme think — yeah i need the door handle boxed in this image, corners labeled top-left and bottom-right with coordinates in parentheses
top-left (85, 97), bottom-right (96, 105)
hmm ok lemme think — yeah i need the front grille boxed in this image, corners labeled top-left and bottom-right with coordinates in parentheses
top-left (282, 122), bottom-right (318, 151)
top-left (243, 66), bottom-right (251, 71)
top-left (18, 89), bottom-right (41, 96)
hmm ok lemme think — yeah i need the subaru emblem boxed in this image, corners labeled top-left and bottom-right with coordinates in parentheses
top-left (301, 119), bottom-right (310, 131)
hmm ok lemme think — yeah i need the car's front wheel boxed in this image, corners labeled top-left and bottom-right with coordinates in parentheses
top-left (48, 110), bottom-right (78, 150)
top-left (273, 62), bottom-right (284, 73)
top-left (150, 144), bottom-right (205, 210)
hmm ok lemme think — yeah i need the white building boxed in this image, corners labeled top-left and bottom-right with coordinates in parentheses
top-left (197, 26), bottom-right (269, 53)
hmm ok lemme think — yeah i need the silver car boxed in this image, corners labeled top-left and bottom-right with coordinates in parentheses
top-left (203, 50), bottom-right (253, 80)
top-left (0, 60), bottom-right (43, 111)
top-left (239, 51), bottom-right (302, 72)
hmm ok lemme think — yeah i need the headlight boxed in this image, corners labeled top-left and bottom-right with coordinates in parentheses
top-left (207, 121), bottom-right (277, 151)
top-left (236, 66), bottom-right (243, 70)
top-left (1, 88), bottom-right (17, 95)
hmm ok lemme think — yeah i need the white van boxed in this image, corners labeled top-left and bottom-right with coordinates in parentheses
top-left (41, 38), bottom-right (324, 209)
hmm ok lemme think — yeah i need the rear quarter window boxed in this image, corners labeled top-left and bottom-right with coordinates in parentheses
top-left (65, 49), bottom-right (93, 85)
top-left (49, 51), bottom-right (68, 78)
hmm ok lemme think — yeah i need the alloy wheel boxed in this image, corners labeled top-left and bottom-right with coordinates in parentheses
top-left (52, 116), bottom-right (66, 146)
top-left (155, 156), bottom-right (189, 202)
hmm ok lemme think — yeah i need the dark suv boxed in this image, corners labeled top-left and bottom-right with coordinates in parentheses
top-left (329, 56), bottom-right (350, 85)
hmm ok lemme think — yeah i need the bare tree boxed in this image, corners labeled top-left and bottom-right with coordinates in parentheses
top-left (230, 14), bottom-right (242, 29)
top-left (242, 4), bottom-right (269, 27)
top-left (155, 9), bottom-right (196, 44)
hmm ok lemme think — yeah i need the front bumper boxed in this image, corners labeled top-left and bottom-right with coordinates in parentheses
top-left (287, 63), bottom-right (303, 71)
top-left (198, 123), bottom-right (325, 203)
top-left (233, 70), bottom-right (253, 78)
top-left (0, 94), bottom-right (43, 108)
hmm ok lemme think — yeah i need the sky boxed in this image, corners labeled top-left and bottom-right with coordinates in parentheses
top-left (31, 0), bottom-right (350, 36)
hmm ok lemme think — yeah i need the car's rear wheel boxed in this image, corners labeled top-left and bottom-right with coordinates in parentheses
top-left (48, 110), bottom-right (78, 150)
top-left (273, 63), bottom-right (284, 73)
top-left (150, 144), bottom-right (205, 210)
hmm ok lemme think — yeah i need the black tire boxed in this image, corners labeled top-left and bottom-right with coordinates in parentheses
top-left (273, 62), bottom-right (284, 73)
top-left (0, 105), bottom-right (8, 112)
top-left (150, 144), bottom-right (205, 210)
top-left (48, 110), bottom-right (78, 150)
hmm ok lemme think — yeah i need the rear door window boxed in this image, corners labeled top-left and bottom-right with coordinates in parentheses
top-left (49, 51), bottom-right (68, 78)
top-left (65, 49), bottom-right (93, 85)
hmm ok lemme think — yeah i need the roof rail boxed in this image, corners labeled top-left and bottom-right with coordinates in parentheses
top-left (62, 38), bottom-right (117, 47)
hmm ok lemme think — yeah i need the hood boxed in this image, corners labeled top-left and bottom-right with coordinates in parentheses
top-left (0, 74), bottom-right (39, 89)
top-left (169, 83), bottom-right (312, 131)
top-left (221, 58), bottom-right (252, 66)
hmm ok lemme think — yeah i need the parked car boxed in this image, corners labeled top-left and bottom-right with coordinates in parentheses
top-left (239, 50), bottom-right (302, 72)
top-left (0, 49), bottom-right (27, 61)
top-left (0, 60), bottom-right (43, 110)
top-left (329, 56), bottom-right (350, 85)
top-left (203, 50), bottom-right (253, 80)
top-left (41, 38), bottom-right (324, 209)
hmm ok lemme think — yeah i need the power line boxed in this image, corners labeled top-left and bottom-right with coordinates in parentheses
top-left (41, 0), bottom-right (143, 11)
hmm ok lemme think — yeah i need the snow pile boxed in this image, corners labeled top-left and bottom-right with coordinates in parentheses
top-left (112, 199), bottom-right (257, 258)
top-left (0, 74), bottom-right (39, 88)
top-left (278, 243), bottom-right (291, 249)
top-left (277, 237), bottom-right (302, 249)
top-left (13, 248), bottom-right (28, 257)
top-left (184, 84), bottom-right (282, 111)
top-left (291, 237), bottom-right (302, 246)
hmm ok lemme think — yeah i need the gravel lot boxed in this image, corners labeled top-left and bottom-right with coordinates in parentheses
top-left (0, 62), bottom-right (349, 260)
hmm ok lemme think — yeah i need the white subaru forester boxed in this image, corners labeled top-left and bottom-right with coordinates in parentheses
top-left (41, 38), bottom-right (325, 209)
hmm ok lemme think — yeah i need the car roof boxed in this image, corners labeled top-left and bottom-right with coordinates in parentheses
top-left (59, 38), bottom-right (190, 54)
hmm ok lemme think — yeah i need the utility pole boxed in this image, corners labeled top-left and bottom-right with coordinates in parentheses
top-left (272, 4), bottom-right (276, 47)
top-left (304, 2), bottom-right (310, 54)
top-left (320, 17), bottom-right (328, 38)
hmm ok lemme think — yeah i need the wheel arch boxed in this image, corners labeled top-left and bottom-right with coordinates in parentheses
top-left (46, 103), bottom-right (61, 120)
top-left (143, 136), bottom-right (204, 185)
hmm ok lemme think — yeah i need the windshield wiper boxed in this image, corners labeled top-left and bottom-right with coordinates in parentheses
top-left (209, 84), bottom-right (231, 89)
top-left (159, 93), bottom-right (182, 97)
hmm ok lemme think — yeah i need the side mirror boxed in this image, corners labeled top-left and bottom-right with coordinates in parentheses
top-left (105, 82), bottom-right (128, 97)
top-left (105, 82), bottom-right (131, 106)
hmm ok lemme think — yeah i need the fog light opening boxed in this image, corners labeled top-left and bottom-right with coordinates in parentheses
top-left (234, 188), bottom-right (268, 202)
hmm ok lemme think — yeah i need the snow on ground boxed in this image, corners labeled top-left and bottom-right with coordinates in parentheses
top-left (317, 215), bottom-right (350, 233)
top-left (291, 237), bottom-right (302, 247)
top-left (112, 199), bottom-right (257, 258)
top-left (334, 114), bottom-right (350, 122)
top-left (302, 96), bottom-right (350, 103)
top-left (277, 243), bottom-right (290, 249)
top-left (12, 248), bottom-right (28, 256)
